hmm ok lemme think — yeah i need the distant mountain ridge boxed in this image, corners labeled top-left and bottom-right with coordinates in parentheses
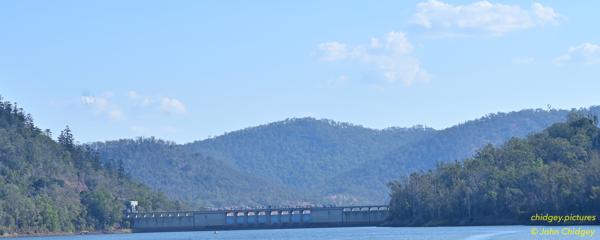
top-left (91, 107), bottom-right (600, 207)
top-left (185, 118), bottom-right (436, 189)
top-left (325, 109), bottom-right (579, 202)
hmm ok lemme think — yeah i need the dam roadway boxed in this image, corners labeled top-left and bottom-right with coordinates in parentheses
top-left (124, 205), bottom-right (389, 232)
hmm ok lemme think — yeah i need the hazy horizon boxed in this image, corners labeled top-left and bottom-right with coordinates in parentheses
top-left (2, 1), bottom-right (599, 143)
top-left (27, 104), bottom-right (597, 144)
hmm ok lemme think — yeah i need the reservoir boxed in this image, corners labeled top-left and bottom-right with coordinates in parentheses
top-left (12, 226), bottom-right (599, 240)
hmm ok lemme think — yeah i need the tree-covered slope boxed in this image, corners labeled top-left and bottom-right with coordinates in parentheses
top-left (92, 109), bottom-right (593, 207)
top-left (327, 108), bottom-right (573, 203)
top-left (91, 138), bottom-right (308, 208)
top-left (184, 118), bottom-right (435, 189)
top-left (0, 97), bottom-right (182, 235)
top-left (388, 114), bottom-right (600, 226)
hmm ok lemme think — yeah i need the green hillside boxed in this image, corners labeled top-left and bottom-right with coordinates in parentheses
top-left (388, 114), bottom-right (600, 226)
top-left (91, 108), bottom-right (594, 207)
top-left (185, 118), bottom-right (435, 190)
top-left (0, 96), bottom-right (182, 235)
top-left (91, 138), bottom-right (308, 208)
top-left (327, 109), bottom-right (573, 203)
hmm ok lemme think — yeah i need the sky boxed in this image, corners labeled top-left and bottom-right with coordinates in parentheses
top-left (1, 1), bottom-right (599, 143)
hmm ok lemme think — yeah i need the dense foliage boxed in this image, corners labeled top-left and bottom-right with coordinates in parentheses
top-left (388, 114), bottom-right (600, 226)
top-left (331, 108), bottom-right (575, 203)
top-left (0, 96), bottom-right (183, 235)
top-left (93, 108), bottom-right (583, 207)
top-left (91, 119), bottom-right (434, 207)
top-left (187, 118), bottom-right (435, 190)
top-left (91, 138), bottom-right (304, 208)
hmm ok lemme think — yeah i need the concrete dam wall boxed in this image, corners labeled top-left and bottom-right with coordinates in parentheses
top-left (125, 205), bottom-right (389, 232)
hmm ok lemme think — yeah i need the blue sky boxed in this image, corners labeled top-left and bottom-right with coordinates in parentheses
top-left (1, 1), bottom-right (599, 143)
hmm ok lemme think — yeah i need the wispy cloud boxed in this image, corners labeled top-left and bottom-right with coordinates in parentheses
top-left (81, 91), bottom-right (188, 121)
top-left (555, 43), bottom-right (600, 65)
top-left (160, 97), bottom-right (187, 115)
top-left (107, 109), bottom-right (123, 120)
top-left (127, 90), bottom-right (153, 106)
top-left (412, 0), bottom-right (562, 36)
top-left (128, 90), bottom-right (187, 115)
top-left (80, 92), bottom-right (123, 120)
top-left (317, 31), bottom-right (430, 86)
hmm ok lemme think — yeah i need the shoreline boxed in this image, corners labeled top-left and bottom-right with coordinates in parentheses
top-left (3, 224), bottom-right (600, 237)
top-left (0, 229), bottom-right (131, 239)
top-left (2, 225), bottom-right (599, 238)
top-left (383, 223), bottom-right (600, 228)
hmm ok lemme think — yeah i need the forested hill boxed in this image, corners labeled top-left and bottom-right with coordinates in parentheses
top-left (326, 108), bottom-right (575, 202)
top-left (91, 119), bottom-right (433, 207)
top-left (185, 118), bottom-right (435, 189)
top-left (91, 138), bottom-right (308, 208)
top-left (0, 97), bottom-right (182, 235)
top-left (90, 107), bottom-right (600, 207)
top-left (185, 109), bottom-right (575, 204)
top-left (388, 114), bottom-right (600, 226)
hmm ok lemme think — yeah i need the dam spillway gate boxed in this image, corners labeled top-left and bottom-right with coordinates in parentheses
top-left (125, 205), bottom-right (389, 232)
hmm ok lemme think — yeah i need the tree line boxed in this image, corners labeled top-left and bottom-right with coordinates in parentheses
top-left (0, 95), bottom-right (184, 235)
top-left (388, 113), bottom-right (600, 226)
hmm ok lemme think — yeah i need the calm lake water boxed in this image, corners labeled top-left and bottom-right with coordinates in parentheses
top-left (13, 226), bottom-right (599, 240)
